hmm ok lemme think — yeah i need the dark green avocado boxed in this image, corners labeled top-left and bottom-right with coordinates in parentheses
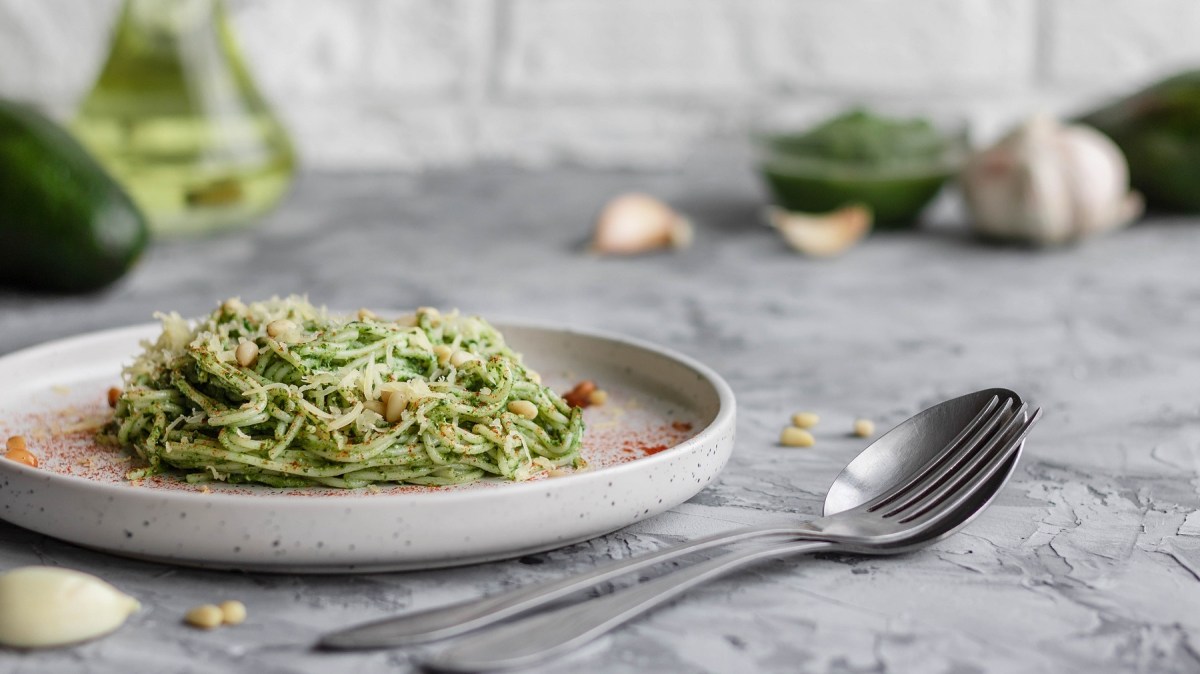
top-left (1078, 70), bottom-right (1200, 213)
top-left (0, 99), bottom-right (148, 292)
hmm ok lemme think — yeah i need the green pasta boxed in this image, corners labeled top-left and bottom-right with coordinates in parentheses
top-left (100, 297), bottom-right (584, 488)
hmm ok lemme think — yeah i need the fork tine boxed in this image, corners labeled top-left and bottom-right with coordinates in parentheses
top-left (883, 402), bottom-right (1026, 518)
top-left (875, 399), bottom-right (1018, 517)
top-left (895, 405), bottom-right (1040, 524)
top-left (864, 394), bottom-right (1009, 514)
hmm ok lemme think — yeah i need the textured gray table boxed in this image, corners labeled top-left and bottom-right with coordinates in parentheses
top-left (2, 163), bottom-right (1199, 674)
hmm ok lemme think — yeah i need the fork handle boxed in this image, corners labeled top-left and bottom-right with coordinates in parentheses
top-left (319, 524), bottom-right (812, 649)
top-left (424, 540), bottom-right (834, 673)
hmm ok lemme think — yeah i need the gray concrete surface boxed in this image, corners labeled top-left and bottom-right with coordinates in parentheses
top-left (1, 163), bottom-right (1199, 673)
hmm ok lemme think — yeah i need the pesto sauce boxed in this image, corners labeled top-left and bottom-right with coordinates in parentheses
top-left (759, 109), bottom-right (964, 228)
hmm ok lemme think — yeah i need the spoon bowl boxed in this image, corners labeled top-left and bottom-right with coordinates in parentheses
top-left (822, 387), bottom-right (1025, 551)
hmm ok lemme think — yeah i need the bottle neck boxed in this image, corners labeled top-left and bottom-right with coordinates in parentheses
top-left (120, 0), bottom-right (226, 45)
top-left (94, 0), bottom-right (252, 112)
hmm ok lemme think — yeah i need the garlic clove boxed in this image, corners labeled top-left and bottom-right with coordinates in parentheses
top-left (590, 193), bottom-right (692, 255)
top-left (768, 204), bottom-right (873, 257)
top-left (0, 566), bottom-right (140, 648)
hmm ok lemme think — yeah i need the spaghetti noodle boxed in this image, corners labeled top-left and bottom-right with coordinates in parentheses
top-left (101, 297), bottom-right (584, 488)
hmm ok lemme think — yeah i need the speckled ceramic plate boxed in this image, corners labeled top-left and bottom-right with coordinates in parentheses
top-left (0, 322), bottom-right (735, 573)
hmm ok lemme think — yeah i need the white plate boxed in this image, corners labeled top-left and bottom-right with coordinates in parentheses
top-left (0, 322), bottom-right (735, 573)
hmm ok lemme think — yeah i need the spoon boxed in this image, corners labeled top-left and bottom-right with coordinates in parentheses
top-left (321, 388), bottom-right (1037, 654)
top-left (422, 390), bottom-right (1038, 671)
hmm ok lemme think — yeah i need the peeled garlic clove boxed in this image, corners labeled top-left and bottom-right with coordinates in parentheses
top-left (591, 193), bottom-right (693, 255)
top-left (0, 566), bottom-right (140, 648)
top-left (962, 114), bottom-right (1142, 246)
top-left (768, 204), bottom-right (873, 257)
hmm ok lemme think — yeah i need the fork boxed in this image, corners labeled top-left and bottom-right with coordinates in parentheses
top-left (421, 401), bottom-right (1039, 671)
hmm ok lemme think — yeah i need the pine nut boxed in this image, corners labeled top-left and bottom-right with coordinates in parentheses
top-left (184, 604), bottom-right (223, 629)
top-left (450, 350), bottom-right (477, 368)
top-left (107, 386), bottom-right (122, 408)
top-left (385, 392), bottom-right (408, 423)
top-left (4, 447), bottom-right (37, 468)
top-left (265, 319), bottom-right (295, 338)
top-left (780, 427), bottom-right (815, 447)
top-left (433, 345), bottom-right (453, 366)
top-left (221, 298), bottom-right (246, 315)
top-left (356, 308), bottom-right (377, 321)
top-left (363, 400), bottom-right (385, 416)
top-left (234, 341), bottom-right (259, 368)
top-left (853, 419), bottom-right (875, 438)
top-left (219, 600), bottom-right (247, 626)
top-left (587, 389), bottom-right (609, 406)
top-left (791, 412), bottom-right (820, 429)
top-left (6, 436), bottom-right (26, 452)
top-left (508, 400), bottom-right (538, 420)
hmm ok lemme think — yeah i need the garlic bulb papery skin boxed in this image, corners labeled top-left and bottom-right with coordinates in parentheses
top-left (591, 193), bottom-right (692, 255)
top-left (0, 567), bottom-right (140, 648)
top-left (962, 114), bottom-right (1143, 246)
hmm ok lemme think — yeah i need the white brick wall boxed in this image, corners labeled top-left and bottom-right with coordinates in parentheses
top-left (236, 0), bottom-right (484, 99)
top-left (500, 0), bottom-right (745, 98)
top-left (1045, 0), bottom-right (1200, 88)
top-left (0, 0), bottom-right (117, 104)
top-left (748, 0), bottom-right (1036, 94)
top-left (1, 0), bottom-right (1196, 170)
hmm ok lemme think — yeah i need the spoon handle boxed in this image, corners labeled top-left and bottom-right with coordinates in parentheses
top-left (320, 524), bottom-right (813, 649)
top-left (425, 539), bottom-right (835, 673)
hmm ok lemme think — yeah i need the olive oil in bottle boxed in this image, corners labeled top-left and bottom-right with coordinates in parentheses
top-left (73, 0), bottom-right (295, 236)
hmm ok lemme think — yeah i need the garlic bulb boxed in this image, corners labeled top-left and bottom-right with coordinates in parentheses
top-left (768, 204), bottom-right (872, 257)
top-left (0, 566), bottom-right (140, 648)
top-left (591, 193), bottom-right (692, 255)
top-left (962, 114), bottom-right (1142, 245)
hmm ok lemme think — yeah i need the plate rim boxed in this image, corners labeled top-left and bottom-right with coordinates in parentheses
top-left (0, 319), bottom-right (736, 506)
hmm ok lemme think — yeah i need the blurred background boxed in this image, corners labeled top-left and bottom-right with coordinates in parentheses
top-left (3, 0), bottom-right (1195, 172)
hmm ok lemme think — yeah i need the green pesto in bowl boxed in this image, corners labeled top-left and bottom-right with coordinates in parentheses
top-left (757, 110), bottom-right (967, 229)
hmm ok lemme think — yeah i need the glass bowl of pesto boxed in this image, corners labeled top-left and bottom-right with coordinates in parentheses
top-left (754, 109), bottom-right (969, 229)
